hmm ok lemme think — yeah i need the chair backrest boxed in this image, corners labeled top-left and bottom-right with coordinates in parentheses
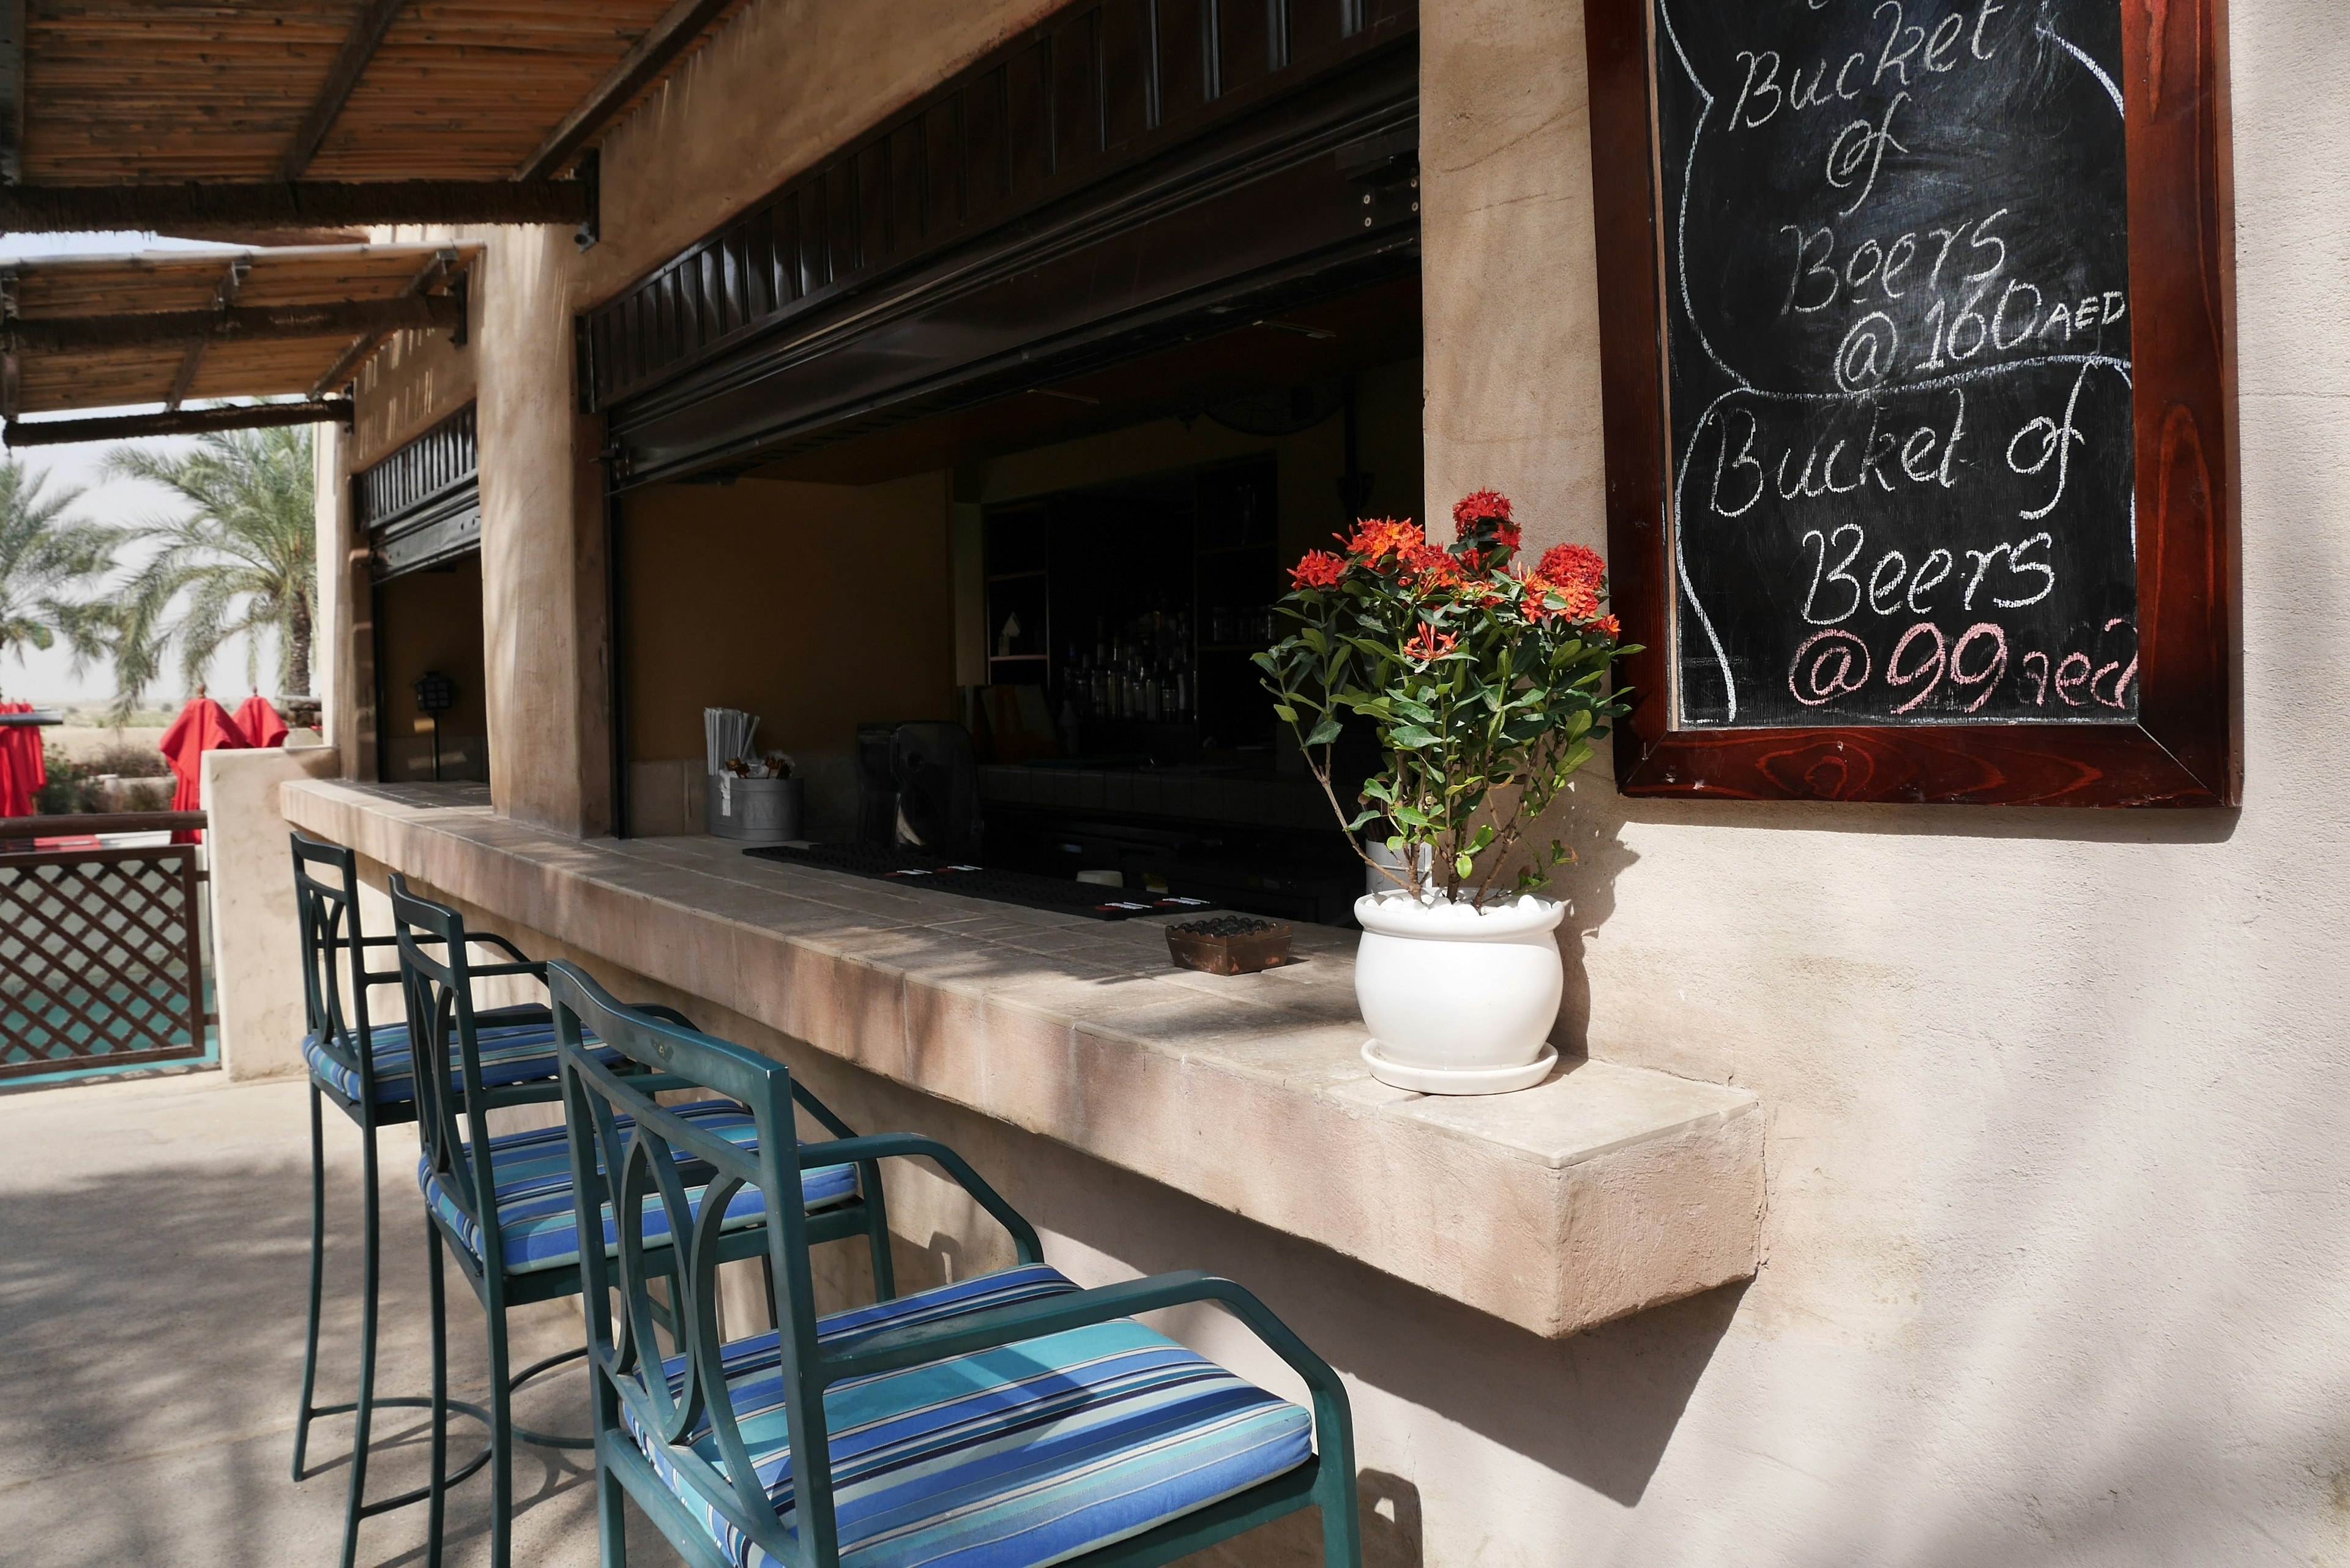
top-left (290, 831), bottom-right (387, 1101)
top-left (390, 873), bottom-right (533, 1271)
top-left (548, 959), bottom-right (837, 1567)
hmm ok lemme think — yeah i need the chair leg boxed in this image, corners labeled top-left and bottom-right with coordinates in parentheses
top-left (485, 1280), bottom-right (515, 1568)
top-left (596, 1445), bottom-right (630, 1568)
top-left (336, 1126), bottom-right (384, 1568)
top-left (292, 1083), bottom-right (329, 1481)
top-left (426, 1220), bottom-right (449, 1568)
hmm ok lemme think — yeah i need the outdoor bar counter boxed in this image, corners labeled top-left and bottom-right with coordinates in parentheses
top-left (281, 777), bottom-right (1763, 1337)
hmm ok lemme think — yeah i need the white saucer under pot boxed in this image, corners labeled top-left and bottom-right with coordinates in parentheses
top-left (1352, 891), bottom-right (1565, 1096)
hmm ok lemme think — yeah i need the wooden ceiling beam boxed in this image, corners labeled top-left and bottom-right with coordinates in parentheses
top-left (280, 0), bottom-right (414, 181)
top-left (0, 0), bottom-right (22, 186)
top-left (6, 401), bottom-right (354, 448)
top-left (0, 179), bottom-right (590, 232)
top-left (310, 246), bottom-right (461, 398)
top-left (165, 258), bottom-right (251, 411)
top-left (517, 0), bottom-right (738, 180)
top-left (12, 296), bottom-right (461, 354)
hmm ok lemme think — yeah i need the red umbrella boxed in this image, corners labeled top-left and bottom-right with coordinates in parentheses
top-left (234, 694), bottom-right (289, 749)
top-left (0, 703), bottom-right (39, 818)
top-left (158, 695), bottom-right (253, 841)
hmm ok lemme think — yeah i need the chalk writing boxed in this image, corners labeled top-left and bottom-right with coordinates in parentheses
top-left (1657, 0), bottom-right (2136, 726)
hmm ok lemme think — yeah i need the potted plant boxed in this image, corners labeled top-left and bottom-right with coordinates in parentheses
top-left (1256, 490), bottom-right (1633, 1094)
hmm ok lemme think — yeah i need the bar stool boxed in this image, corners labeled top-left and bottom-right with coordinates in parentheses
top-left (291, 832), bottom-right (597, 1568)
top-left (390, 875), bottom-right (897, 1568)
top-left (546, 958), bottom-right (1363, 1568)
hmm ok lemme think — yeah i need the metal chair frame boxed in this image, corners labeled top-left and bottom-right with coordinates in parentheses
top-left (546, 960), bottom-right (1363, 1568)
top-left (291, 831), bottom-right (550, 1568)
top-left (393, 876), bottom-right (895, 1568)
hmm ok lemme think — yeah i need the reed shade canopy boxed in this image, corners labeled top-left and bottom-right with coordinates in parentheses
top-left (0, 0), bottom-right (752, 235)
top-left (0, 241), bottom-right (480, 446)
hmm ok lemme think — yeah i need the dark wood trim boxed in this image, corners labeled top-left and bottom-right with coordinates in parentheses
top-left (279, 0), bottom-right (413, 181)
top-left (519, 0), bottom-right (737, 181)
top-left (12, 296), bottom-right (458, 353)
top-left (1583, 0), bottom-right (2239, 808)
top-left (0, 0), bottom-right (23, 185)
top-left (4, 399), bottom-right (353, 446)
top-left (0, 179), bottom-right (590, 231)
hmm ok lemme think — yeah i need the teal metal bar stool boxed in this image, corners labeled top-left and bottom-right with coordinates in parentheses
top-left (392, 876), bottom-right (897, 1568)
top-left (544, 959), bottom-right (1364, 1568)
top-left (291, 831), bottom-right (592, 1568)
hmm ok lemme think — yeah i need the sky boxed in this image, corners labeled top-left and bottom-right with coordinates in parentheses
top-left (0, 230), bottom-right (283, 710)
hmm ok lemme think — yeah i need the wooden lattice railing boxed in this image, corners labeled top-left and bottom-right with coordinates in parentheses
top-left (0, 818), bottom-right (211, 1080)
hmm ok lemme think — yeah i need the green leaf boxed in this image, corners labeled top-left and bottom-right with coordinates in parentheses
top-left (1387, 724), bottom-right (1439, 749)
top-left (1455, 852), bottom-right (1475, 879)
top-left (1305, 718), bottom-right (1343, 747)
top-left (1272, 704), bottom-right (1299, 723)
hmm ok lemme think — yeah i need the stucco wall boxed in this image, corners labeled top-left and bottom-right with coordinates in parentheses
top-left (1424, 2), bottom-right (2350, 1564)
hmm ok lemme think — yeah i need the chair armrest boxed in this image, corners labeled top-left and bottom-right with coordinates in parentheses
top-left (632, 1003), bottom-right (697, 1030)
top-left (794, 1134), bottom-right (1040, 1263)
top-left (825, 1270), bottom-right (1354, 1448)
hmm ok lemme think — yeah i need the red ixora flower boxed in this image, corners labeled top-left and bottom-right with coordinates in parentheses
top-left (1341, 517), bottom-right (1424, 564)
top-left (1398, 539), bottom-right (1464, 591)
top-left (1452, 488), bottom-right (1513, 531)
top-left (1402, 622), bottom-right (1459, 663)
top-left (1451, 489), bottom-right (1522, 560)
top-left (1289, 549), bottom-right (1345, 590)
top-left (1533, 542), bottom-right (1606, 591)
top-left (1593, 613), bottom-right (1622, 640)
top-left (1523, 577), bottom-right (1599, 623)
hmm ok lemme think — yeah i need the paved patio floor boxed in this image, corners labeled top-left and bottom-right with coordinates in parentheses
top-left (0, 1068), bottom-right (688, 1568)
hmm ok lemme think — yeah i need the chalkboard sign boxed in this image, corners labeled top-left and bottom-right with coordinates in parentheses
top-left (1659, 0), bottom-right (2134, 727)
top-left (1586, 0), bottom-right (2239, 805)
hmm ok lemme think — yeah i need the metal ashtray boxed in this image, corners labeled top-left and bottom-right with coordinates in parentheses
top-left (1165, 916), bottom-right (1294, 975)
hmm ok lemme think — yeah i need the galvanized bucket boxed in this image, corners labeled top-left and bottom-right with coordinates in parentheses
top-left (706, 774), bottom-right (803, 842)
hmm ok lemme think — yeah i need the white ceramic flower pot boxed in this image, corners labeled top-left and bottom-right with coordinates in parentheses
top-left (1354, 892), bottom-right (1564, 1095)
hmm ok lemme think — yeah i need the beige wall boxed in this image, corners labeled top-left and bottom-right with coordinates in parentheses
top-left (617, 472), bottom-right (958, 837)
top-left (1422, 2), bottom-right (2350, 1565)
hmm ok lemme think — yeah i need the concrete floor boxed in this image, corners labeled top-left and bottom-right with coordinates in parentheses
top-left (0, 1068), bottom-right (687, 1568)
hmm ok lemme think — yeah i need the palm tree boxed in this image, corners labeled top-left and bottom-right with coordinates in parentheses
top-left (103, 425), bottom-right (316, 711)
top-left (0, 457), bottom-right (115, 695)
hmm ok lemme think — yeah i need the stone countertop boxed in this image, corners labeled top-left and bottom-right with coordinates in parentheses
top-left (283, 779), bottom-right (1763, 1337)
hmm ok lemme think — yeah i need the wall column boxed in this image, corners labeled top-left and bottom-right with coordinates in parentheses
top-left (1420, 0), bottom-right (1609, 553)
top-left (474, 224), bottom-right (613, 835)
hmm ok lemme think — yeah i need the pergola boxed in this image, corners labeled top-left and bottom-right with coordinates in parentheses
top-left (0, 241), bottom-right (479, 445)
top-left (0, 1), bottom-right (745, 235)
top-left (0, 1), bottom-right (745, 442)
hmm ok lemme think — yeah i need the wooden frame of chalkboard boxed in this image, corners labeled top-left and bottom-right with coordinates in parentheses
top-left (1586, 0), bottom-right (2239, 807)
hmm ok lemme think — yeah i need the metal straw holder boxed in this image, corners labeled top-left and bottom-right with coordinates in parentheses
top-left (706, 773), bottom-right (802, 842)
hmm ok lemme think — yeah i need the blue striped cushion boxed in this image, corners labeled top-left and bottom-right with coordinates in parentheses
top-left (304, 1015), bottom-right (619, 1105)
top-left (624, 1265), bottom-right (1314, 1568)
top-left (417, 1103), bottom-right (859, 1274)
